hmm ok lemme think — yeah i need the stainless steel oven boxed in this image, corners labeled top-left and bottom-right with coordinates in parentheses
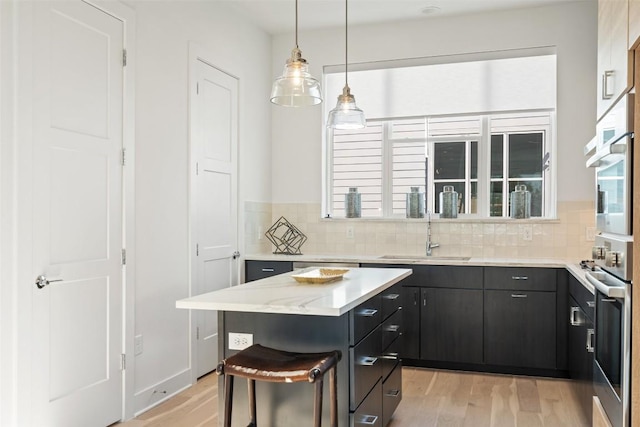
top-left (586, 94), bottom-right (634, 236)
top-left (587, 233), bottom-right (633, 427)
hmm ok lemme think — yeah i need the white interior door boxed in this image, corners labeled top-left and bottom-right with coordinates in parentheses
top-left (191, 57), bottom-right (239, 378)
top-left (31, 1), bottom-right (125, 425)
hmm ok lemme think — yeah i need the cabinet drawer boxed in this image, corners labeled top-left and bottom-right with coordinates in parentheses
top-left (382, 363), bottom-right (402, 427)
top-left (351, 379), bottom-right (382, 427)
top-left (424, 265), bottom-right (484, 289)
top-left (381, 309), bottom-right (402, 350)
top-left (245, 261), bottom-right (293, 282)
top-left (350, 296), bottom-right (382, 345)
top-left (381, 335), bottom-right (401, 381)
top-left (569, 275), bottom-right (595, 321)
top-left (484, 267), bottom-right (557, 291)
top-left (350, 326), bottom-right (382, 411)
top-left (380, 284), bottom-right (402, 320)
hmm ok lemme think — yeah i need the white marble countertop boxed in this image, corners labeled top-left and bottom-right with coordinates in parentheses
top-left (245, 253), bottom-right (595, 294)
top-left (176, 267), bottom-right (412, 316)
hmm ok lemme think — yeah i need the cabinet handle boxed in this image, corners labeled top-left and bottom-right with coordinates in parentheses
top-left (384, 324), bottom-right (400, 332)
top-left (602, 70), bottom-right (614, 100)
top-left (511, 276), bottom-right (529, 280)
top-left (358, 356), bottom-right (378, 366)
top-left (587, 301), bottom-right (595, 308)
top-left (570, 306), bottom-right (584, 326)
top-left (600, 298), bottom-right (617, 303)
top-left (381, 352), bottom-right (398, 360)
top-left (423, 297), bottom-right (427, 307)
top-left (385, 389), bottom-right (400, 397)
top-left (586, 328), bottom-right (595, 353)
top-left (261, 268), bottom-right (275, 272)
top-left (511, 294), bottom-right (528, 298)
top-left (355, 415), bottom-right (378, 425)
top-left (382, 293), bottom-right (400, 300)
top-left (357, 308), bottom-right (378, 317)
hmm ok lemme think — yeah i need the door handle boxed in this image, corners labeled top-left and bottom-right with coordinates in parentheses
top-left (232, 251), bottom-right (240, 259)
top-left (35, 275), bottom-right (63, 289)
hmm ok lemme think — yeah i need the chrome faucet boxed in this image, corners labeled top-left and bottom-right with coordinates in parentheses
top-left (426, 210), bottom-right (439, 256)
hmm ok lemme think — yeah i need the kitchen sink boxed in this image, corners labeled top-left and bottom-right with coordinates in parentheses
top-left (378, 255), bottom-right (471, 261)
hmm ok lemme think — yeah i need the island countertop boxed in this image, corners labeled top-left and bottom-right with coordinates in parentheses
top-left (176, 267), bottom-right (412, 316)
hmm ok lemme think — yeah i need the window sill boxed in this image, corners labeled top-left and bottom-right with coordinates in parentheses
top-left (321, 216), bottom-right (561, 224)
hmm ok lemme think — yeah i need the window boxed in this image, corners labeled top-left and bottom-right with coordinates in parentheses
top-left (327, 112), bottom-right (552, 218)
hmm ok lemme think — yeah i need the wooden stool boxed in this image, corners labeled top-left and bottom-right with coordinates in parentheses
top-left (216, 344), bottom-right (342, 427)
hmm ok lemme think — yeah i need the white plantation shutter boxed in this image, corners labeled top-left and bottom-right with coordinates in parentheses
top-left (332, 123), bottom-right (383, 217)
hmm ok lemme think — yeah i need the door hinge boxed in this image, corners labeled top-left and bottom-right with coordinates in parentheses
top-left (123, 49), bottom-right (127, 67)
top-left (121, 353), bottom-right (126, 370)
top-left (121, 148), bottom-right (126, 166)
top-left (196, 326), bottom-right (200, 340)
top-left (196, 82), bottom-right (199, 94)
top-left (121, 248), bottom-right (126, 265)
top-left (196, 162), bottom-right (199, 175)
top-left (196, 244), bottom-right (199, 256)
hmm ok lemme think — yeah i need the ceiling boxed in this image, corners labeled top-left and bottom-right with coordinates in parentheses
top-left (222, 0), bottom-right (579, 35)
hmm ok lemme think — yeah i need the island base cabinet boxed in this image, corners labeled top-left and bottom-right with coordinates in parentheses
top-left (484, 290), bottom-right (557, 369)
top-left (382, 363), bottom-right (402, 426)
top-left (351, 380), bottom-right (382, 427)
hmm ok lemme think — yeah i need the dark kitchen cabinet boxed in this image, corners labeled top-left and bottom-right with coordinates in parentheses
top-left (420, 287), bottom-right (483, 364)
top-left (568, 275), bottom-right (595, 421)
top-left (245, 260), bottom-right (293, 282)
top-left (401, 286), bottom-right (420, 360)
top-left (484, 289), bottom-right (556, 369)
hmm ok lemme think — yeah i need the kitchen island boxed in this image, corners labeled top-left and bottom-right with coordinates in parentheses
top-left (177, 266), bottom-right (411, 427)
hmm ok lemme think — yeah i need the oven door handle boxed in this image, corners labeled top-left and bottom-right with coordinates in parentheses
top-left (585, 271), bottom-right (626, 299)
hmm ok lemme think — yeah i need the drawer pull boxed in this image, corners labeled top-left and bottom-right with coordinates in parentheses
top-left (587, 328), bottom-right (595, 353)
top-left (358, 356), bottom-right (378, 366)
top-left (382, 293), bottom-right (400, 300)
top-left (385, 389), bottom-right (400, 397)
top-left (587, 301), bottom-right (595, 308)
top-left (570, 306), bottom-right (584, 326)
top-left (355, 415), bottom-right (378, 425)
top-left (357, 308), bottom-right (378, 317)
top-left (384, 324), bottom-right (400, 332)
top-left (511, 276), bottom-right (529, 280)
top-left (511, 294), bottom-right (528, 298)
top-left (381, 352), bottom-right (398, 360)
top-left (261, 268), bottom-right (275, 272)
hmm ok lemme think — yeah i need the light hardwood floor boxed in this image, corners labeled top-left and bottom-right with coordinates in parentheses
top-left (117, 367), bottom-right (589, 427)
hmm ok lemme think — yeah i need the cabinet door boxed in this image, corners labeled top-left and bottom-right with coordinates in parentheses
top-left (597, 0), bottom-right (631, 119)
top-left (569, 300), bottom-right (595, 421)
top-left (401, 287), bottom-right (420, 359)
top-left (484, 290), bottom-right (556, 369)
top-left (420, 288), bottom-right (483, 364)
top-left (629, 0), bottom-right (640, 48)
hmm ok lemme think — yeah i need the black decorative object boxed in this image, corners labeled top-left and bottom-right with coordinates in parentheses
top-left (265, 216), bottom-right (307, 255)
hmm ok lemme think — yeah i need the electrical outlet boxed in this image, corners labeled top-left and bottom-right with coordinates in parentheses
top-left (522, 225), bottom-right (532, 241)
top-left (228, 332), bottom-right (253, 350)
top-left (346, 226), bottom-right (355, 239)
top-left (134, 334), bottom-right (143, 355)
top-left (586, 226), bottom-right (596, 242)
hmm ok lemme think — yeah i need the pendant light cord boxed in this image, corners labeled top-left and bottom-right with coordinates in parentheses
top-left (345, 0), bottom-right (349, 87)
top-left (295, 0), bottom-right (299, 49)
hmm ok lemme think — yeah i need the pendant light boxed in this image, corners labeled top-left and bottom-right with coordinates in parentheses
top-left (270, 0), bottom-right (322, 107)
top-left (327, 0), bottom-right (365, 129)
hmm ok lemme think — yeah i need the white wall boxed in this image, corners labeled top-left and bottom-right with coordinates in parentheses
top-left (129, 0), bottom-right (272, 413)
top-left (271, 1), bottom-right (597, 204)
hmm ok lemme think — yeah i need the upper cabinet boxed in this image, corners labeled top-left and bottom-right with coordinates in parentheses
top-left (629, 0), bottom-right (640, 49)
top-left (597, 0), bottom-right (633, 120)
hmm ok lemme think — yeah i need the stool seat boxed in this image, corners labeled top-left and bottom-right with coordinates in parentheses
top-left (217, 344), bottom-right (342, 427)
top-left (219, 344), bottom-right (341, 383)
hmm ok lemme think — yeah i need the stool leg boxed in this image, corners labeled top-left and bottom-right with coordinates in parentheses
top-left (313, 378), bottom-right (324, 427)
top-left (224, 375), bottom-right (234, 427)
top-left (330, 366), bottom-right (338, 427)
top-left (247, 379), bottom-right (257, 427)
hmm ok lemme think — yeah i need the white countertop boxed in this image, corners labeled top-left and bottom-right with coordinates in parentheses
top-left (176, 267), bottom-right (412, 316)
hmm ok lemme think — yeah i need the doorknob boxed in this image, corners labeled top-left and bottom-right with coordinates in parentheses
top-left (35, 275), bottom-right (63, 289)
top-left (232, 251), bottom-right (240, 260)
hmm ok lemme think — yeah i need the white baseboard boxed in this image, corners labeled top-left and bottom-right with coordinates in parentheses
top-left (133, 368), bottom-right (193, 417)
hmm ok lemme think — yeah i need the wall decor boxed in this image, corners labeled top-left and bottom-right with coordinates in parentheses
top-left (265, 216), bottom-right (307, 255)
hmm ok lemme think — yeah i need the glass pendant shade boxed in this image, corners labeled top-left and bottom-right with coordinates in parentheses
top-left (327, 86), bottom-right (366, 129)
top-left (271, 48), bottom-right (322, 107)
